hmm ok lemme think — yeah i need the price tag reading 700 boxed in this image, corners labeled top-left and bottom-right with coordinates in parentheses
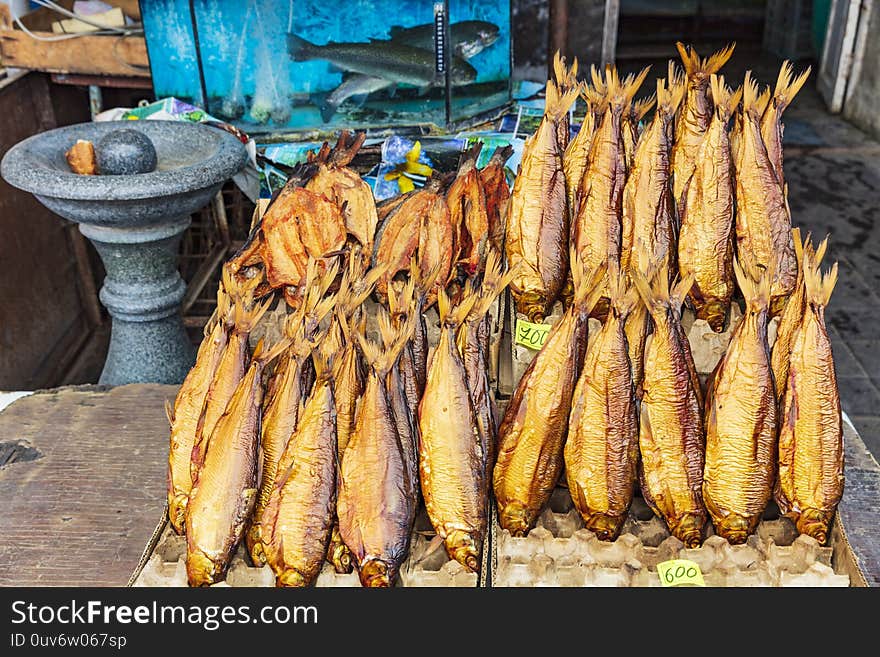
top-left (515, 318), bottom-right (551, 350)
top-left (657, 559), bottom-right (705, 587)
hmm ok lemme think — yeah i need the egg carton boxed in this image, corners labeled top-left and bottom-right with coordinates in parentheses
top-left (131, 506), bottom-right (485, 588)
top-left (490, 486), bottom-right (850, 587)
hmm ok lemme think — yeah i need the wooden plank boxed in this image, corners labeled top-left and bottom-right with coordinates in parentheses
top-left (51, 73), bottom-right (153, 89)
top-left (0, 385), bottom-right (171, 586)
top-left (0, 31), bottom-right (150, 78)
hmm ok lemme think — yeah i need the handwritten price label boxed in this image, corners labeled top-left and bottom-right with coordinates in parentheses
top-left (657, 559), bottom-right (705, 587)
top-left (515, 318), bottom-right (551, 350)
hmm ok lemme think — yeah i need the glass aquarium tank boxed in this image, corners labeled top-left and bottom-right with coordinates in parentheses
top-left (141, 0), bottom-right (512, 133)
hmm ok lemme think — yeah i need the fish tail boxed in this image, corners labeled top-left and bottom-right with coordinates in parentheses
top-left (446, 282), bottom-right (479, 328)
top-left (472, 249), bottom-right (518, 318)
top-left (623, 66), bottom-right (651, 106)
top-left (571, 254), bottom-right (608, 315)
top-left (702, 43), bottom-right (736, 74)
top-left (741, 71), bottom-right (770, 118)
top-left (553, 51), bottom-right (579, 91)
top-left (358, 308), bottom-right (413, 375)
top-left (329, 130), bottom-right (366, 168)
top-left (257, 333), bottom-right (294, 367)
top-left (608, 262), bottom-right (638, 319)
top-left (459, 140), bottom-right (484, 169)
top-left (544, 79), bottom-right (579, 122)
top-left (287, 33), bottom-right (318, 61)
top-left (313, 337), bottom-right (335, 382)
top-left (233, 292), bottom-right (272, 334)
top-left (632, 93), bottom-right (656, 122)
top-left (164, 398), bottom-right (174, 426)
top-left (487, 145), bottom-right (514, 168)
top-left (803, 242), bottom-right (838, 307)
top-left (709, 74), bottom-right (741, 121)
top-left (733, 256), bottom-right (771, 311)
top-left (773, 62), bottom-right (811, 113)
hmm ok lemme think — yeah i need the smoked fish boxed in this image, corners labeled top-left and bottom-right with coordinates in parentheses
top-left (337, 313), bottom-right (417, 587)
top-left (703, 259), bottom-right (777, 544)
top-left (563, 81), bottom-right (603, 217)
top-left (262, 346), bottom-right (338, 587)
top-left (505, 77), bottom-right (578, 321)
top-left (565, 268), bottom-right (640, 541)
top-left (632, 266), bottom-right (706, 547)
top-left (771, 230), bottom-right (827, 398)
top-left (553, 52), bottom-right (580, 153)
top-left (167, 286), bottom-right (231, 534)
top-left (671, 42), bottom-right (735, 205)
top-left (479, 145), bottom-right (513, 256)
top-left (775, 247), bottom-right (843, 545)
top-left (678, 75), bottom-right (741, 332)
top-left (735, 71), bottom-right (798, 315)
top-left (573, 66), bottom-right (647, 319)
top-left (186, 339), bottom-right (287, 586)
top-left (760, 62), bottom-right (810, 188)
top-left (493, 259), bottom-right (606, 536)
top-left (419, 287), bottom-right (485, 570)
top-left (305, 131), bottom-right (378, 253)
top-left (447, 141), bottom-right (489, 277)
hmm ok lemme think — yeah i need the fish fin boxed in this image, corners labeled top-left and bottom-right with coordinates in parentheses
top-left (709, 74), bottom-right (740, 120)
top-left (258, 333), bottom-right (294, 367)
top-left (622, 66), bottom-right (651, 106)
top-left (741, 71), bottom-right (768, 118)
top-left (632, 93), bottom-right (656, 122)
top-left (313, 338), bottom-right (335, 382)
top-left (251, 338), bottom-right (266, 362)
top-left (444, 282), bottom-right (479, 329)
top-left (732, 256), bottom-right (770, 312)
top-left (570, 250), bottom-right (608, 314)
top-left (803, 243), bottom-right (838, 307)
top-left (472, 249), bottom-right (518, 318)
top-left (377, 309), bottom-right (397, 353)
top-left (608, 262), bottom-right (638, 319)
top-left (553, 51), bottom-right (579, 91)
top-left (671, 272), bottom-right (695, 312)
top-left (357, 308), bottom-right (413, 376)
top-left (287, 33), bottom-right (317, 61)
top-left (233, 293), bottom-right (273, 334)
top-left (771, 62), bottom-right (811, 115)
top-left (544, 79), bottom-right (579, 122)
top-left (813, 234), bottom-right (830, 267)
top-left (164, 399), bottom-right (174, 427)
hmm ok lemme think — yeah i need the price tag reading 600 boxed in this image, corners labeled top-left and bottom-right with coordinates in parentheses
top-left (657, 559), bottom-right (705, 587)
top-left (515, 318), bottom-right (551, 350)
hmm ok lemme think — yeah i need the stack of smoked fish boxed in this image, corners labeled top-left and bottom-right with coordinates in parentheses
top-left (496, 44), bottom-right (843, 550)
top-left (166, 131), bottom-right (519, 587)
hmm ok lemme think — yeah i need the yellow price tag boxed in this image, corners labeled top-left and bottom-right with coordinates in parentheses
top-left (657, 559), bottom-right (705, 587)
top-left (514, 318), bottom-right (551, 350)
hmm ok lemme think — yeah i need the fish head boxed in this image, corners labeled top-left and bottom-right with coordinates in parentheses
top-left (445, 531), bottom-right (481, 572)
top-left (276, 569), bottom-right (309, 588)
top-left (359, 559), bottom-right (394, 587)
top-left (456, 22), bottom-right (500, 59)
top-left (186, 550), bottom-right (222, 587)
top-left (796, 509), bottom-right (833, 546)
top-left (329, 542), bottom-right (353, 574)
top-left (498, 503), bottom-right (534, 537)
top-left (673, 513), bottom-right (705, 548)
top-left (716, 514), bottom-right (751, 545)
top-left (168, 494), bottom-right (189, 535)
top-left (450, 59), bottom-right (478, 86)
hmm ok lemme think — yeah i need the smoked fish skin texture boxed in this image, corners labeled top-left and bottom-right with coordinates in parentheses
top-left (635, 274), bottom-right (706, 547)
top-left (775, 257), bottom-right (842, 546)
top-left (671, 43), bottom-right (735, 204)
top-left (703, 264), bottom-right (777, 544)
top-left (493, 306), bottom-right (589, 536)
top-left (185, 360), bottom-right (263, 586)
top-left (735, 73), bottom-right (797, 315)
top-left (506, 80), bottom-right (576, 322)
top-left (420, 323), bottom-right (485, 571)
top-left (167, 316), bottom-right (228, 534)
top-left (337, 346), bottom-right (416, 587)
top-left (262, 378), bottom-right (338, 587)
top-left (678, 75), bottom-right (739, 332)
top-left (565, 292), bottom-right (638, 541)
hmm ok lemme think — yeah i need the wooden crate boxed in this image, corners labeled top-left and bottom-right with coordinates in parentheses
top-left (0, 1), bottom-right (150, 79)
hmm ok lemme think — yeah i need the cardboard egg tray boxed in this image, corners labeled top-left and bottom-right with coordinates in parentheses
top-left (131, 506), bottom-right (487, 588)
top-left (490, 487), bottom-right (852, 587)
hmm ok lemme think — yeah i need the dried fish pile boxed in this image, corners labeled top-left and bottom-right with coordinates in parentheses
top-left (495, 43), bottom-right (843, 552)
top-left (167, 131), bottom-right (516, 587)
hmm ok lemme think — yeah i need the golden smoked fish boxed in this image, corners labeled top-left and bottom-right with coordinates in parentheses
top-left (457, 252), bottom-right (516, 472)
top-left (419, 287), bottom-right (488, 571)
top-left (775, 247), bottom-right (843, 545)
top-left (632, 266), bottom-right (706, 547)
top-left (671, 42), bottom-right (735, 204)
top-left (563, 81), bottom-right (602, 215)
top-left (262, 346), bottom-right (338, 587)
top-left (553, 52), bottom-right (579, 153)
top-left (479, 145), bottom-right (513, 256)
top-left (447, 141), bottom-right (489, 277)
top-left (505, 77), bottom-right (578, 321)
top-left (621, 75), bottom-right (684, 277)
top-left (760, 62), bottom-right (810, 187)
top-left (167, 287), bottom-right (230, 534)
top-left (493, 260), bottom-right (605, 536)
top-left (337, 315), bottom-right (416, 587)
top-left (624, 94), bottom-right (655, 174)
top-left (678, 75), bottom-right (741, 332)
top-left (703, 260), bottom-right (777, 544)
top-left (573, 66), bottom-right (647, 318)
top-left (735, 71), bottom-right (798, 315)
top-left (190, 271), bottom-right (270, 486)
top-left (771, 231), bottom-right (827, 397)
top-left (186, 339), bottom-right (287, 586)
top-left (565, 269), bottom-right (640, 541)
top-left (305, 130), bottom-right (378, 252)
top-left (247, 271), bottom-right (336, 567)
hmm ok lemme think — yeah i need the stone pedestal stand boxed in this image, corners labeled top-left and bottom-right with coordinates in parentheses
top-left (2, 121), bottom-right (248, 385)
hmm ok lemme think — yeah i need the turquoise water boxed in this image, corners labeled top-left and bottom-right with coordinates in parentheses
top-left (141, 0), bottom-right (511, 132)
